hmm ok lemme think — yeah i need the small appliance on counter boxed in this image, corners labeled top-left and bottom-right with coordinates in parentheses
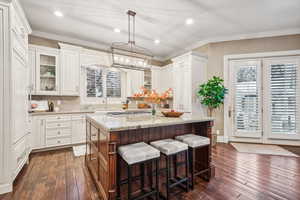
top-left (30, 100), bottom-right (49, 112)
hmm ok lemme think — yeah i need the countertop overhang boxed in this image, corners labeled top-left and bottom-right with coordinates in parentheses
top-left (87, 113), bottom-right (214, 131)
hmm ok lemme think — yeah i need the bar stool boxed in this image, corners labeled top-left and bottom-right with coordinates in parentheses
top-left (175, 134), bottom-right (210, 189)
top-left (150, 139), bottom-right (189, 200)
top-left (117, 142), bottom-right (160, 200)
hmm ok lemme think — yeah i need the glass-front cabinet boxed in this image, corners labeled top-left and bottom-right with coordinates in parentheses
top-left (35, 48), bottom-right (60, 95)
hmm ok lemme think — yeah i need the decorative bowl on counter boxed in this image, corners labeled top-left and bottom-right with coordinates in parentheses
top-left (161, 110), bottom-right (184, 118)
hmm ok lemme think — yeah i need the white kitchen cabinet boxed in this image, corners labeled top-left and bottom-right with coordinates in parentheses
top-left (28, 47), bottom-right (36, 94)
top-left (172, 52), bottom-right (207, 115)
top-left (151, 65), bottom-right (173, 93)
top-left (126, 69), bottom-right (144, 96)
top-left (72, 114), bottom-right (86, 144)
top-left (0, 0), bottom-right (31, 194)
top-left (35, 46), bottom-right (60, 95)
top-left (31, 116), bottom-right (46, 150)
top-left (59, 43), bottom-right (81, 96)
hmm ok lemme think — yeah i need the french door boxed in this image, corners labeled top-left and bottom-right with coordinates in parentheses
top-left (229, 56), bottom-right (300, 144)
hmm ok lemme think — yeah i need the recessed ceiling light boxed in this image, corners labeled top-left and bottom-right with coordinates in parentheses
top-left (54, 11), bottom-right (63, 17)
top-left (114, 28), bottom-right (121, 33)
top-left (154, 39), bottom-right (160, 44)
top-left (185, 18), bottom-right (194, 25)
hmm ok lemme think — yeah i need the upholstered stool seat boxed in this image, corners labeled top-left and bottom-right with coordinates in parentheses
top-left (151, 139), bottom-right (189, 200)
top-left (150, 139), bottom-right (188, 155)
top-left (118, 142), bottom-right (160, 165)
top-left (117, 142), bottom-right (160, 200)
top-left (175, 134), bottom-right (211, 189)
top-left (175, 134), bottom-right (210, 148)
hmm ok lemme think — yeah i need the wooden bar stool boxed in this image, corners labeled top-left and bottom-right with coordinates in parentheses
top-left (117, 142), bottom-right (160, 200)
top-left (175, 134), bottom-right (210, 189)
top-left (150, 139), bottom-right (189, 200)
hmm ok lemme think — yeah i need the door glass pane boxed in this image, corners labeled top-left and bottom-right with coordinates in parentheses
top-left (235, 65), bottom-right (260, 131)
top-left (270, 63), bottom-right (297, 134)
top-left (40, 54), bottom-right (56, 91)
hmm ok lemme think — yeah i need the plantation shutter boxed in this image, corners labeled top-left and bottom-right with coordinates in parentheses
top-left (231, 59), bottom-right (262, 138)
top-left (270, 63), bottom-right (297, 134)
top-left (86, 68), bottom-right (103, 97)
top-left (106, 70), bottom-right (121, 97)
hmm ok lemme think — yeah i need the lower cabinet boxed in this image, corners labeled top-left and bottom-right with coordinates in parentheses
top-left (30, 113), bottom-right (87, 150)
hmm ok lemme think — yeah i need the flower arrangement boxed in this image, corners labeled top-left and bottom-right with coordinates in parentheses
top-left (133, 87), bottom-right (173, 115)
top-left (133, 87), bottom-right (172, 103)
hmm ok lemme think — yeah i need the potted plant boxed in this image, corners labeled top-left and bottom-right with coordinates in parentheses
top-left (197, 76), bottom-right (227, 117)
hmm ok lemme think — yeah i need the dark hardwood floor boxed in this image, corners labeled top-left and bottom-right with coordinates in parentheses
top-left (1, 144), bottom-right (299, 200)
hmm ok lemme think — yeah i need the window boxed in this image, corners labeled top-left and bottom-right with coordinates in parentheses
top-left (82, 66), bottom-right (124, 103)
top-left (86, 68), bottom-right (103, 97)
top-left (106, 70), bottom-right (121, 98)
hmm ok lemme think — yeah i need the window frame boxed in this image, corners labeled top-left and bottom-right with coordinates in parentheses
top-left (80, 65), bottom-right (127, 104)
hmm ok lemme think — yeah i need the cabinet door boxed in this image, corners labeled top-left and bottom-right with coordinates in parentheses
top-left (28, 47), bottom-right (36, 94)
top-left (36, 49), bottom-right (59, 95)
top-left (11, 50), bottom-right (28, 143)
top-left (60, 49), bottom-right (80, 96)
top-left (72, 115), bottom-right (86, 144)
top-left (31, 117), bottom-right (46, 149)
top-left (126, 70), bottom-right (144, 96)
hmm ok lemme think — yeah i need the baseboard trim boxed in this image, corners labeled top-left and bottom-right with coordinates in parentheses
top-left (0, 183), bottom-right (12, 195)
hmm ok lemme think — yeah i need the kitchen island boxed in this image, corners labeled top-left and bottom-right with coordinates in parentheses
top-left (85, 113), bottom-right (214, 200)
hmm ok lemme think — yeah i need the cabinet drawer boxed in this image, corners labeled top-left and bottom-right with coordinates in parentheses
top-left (46, 115), bottom-right (72, 122)
top-left (46, 128), bottom-right (71, 138)
top-left (46, 121), bottom-right (71, 129)
top-left (46, 137), bottom-right (71, 147)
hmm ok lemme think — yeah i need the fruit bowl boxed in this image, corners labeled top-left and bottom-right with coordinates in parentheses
top-left (161, 111), bottom-right (183, 118)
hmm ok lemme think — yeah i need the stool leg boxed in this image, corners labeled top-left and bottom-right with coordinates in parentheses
top-left (117, 154), bottom-right (121, 199)
top-left (155, 159), bottom-right (159, 200)
top-left (166, 156), bottom-right (170, 200)
top-left (140, 163), bottom-right (145, 192)
top-left (185, 150), bottom-right (189, 192)
top-left (173, 154), bottom-right (177, 178)
top-left (190, 148), bottom-right (195, 190)
top-left (128, 165), bottom-right (132, 200)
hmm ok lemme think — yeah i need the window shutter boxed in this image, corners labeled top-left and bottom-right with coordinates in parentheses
top-left (86, 68), bottom-right (103, 97)
top-left (270, 63), bottom-right (297, 134)
top-left (235, 65), bottom-right (261, 132)
top-left (106, 70), bottom-right (121, 98)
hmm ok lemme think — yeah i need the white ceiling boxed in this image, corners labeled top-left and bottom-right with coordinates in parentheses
top-left (20, 0), bottom-right (300, 60)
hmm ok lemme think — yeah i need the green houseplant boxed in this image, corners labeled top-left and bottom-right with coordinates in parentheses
top-left (197, 76), bottom-right (227, 117)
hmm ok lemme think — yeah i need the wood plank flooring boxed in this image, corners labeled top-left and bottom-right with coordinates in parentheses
top-left (0, 144), bottom-right (299, 200)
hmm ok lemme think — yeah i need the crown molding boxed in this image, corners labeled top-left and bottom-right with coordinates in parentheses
top-left (162, 28), bottom-right (300, 61)
top-left (12, 0), bottom-right (32, 33)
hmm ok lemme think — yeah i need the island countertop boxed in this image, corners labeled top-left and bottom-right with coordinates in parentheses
top-left (86, 113), bottom-right (214, 131)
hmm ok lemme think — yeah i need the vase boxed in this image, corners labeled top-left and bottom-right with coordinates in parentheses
top-left (151, 104), bottom-right (156, 116)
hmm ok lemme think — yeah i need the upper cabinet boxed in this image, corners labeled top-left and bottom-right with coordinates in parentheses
top-left (29, 43), bottom-right (81, 96)
top-left (172, 52), bottom-right (208, 115)
top-left (35, 47), bottom-right (60, 95)
top-left (59, 43), bottom-right (81, 96)
top-left (151, 65), bottom-right (173, 93)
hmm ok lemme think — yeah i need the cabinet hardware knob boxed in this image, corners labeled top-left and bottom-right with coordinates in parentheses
top-left (58, 131), bottom-right (61, 134)
top-left (57, 141), bottom-right (61, 143)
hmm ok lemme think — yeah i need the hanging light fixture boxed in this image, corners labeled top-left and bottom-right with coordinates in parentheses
top-left (111, 10), bottom-right (153, 71)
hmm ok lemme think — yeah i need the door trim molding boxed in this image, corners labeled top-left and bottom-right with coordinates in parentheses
top-left (224, 50), bottom-right (300, 144)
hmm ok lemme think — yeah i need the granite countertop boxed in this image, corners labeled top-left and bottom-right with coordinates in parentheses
top-left (29, 109), bottom-right (95, 116)
top-left (28, 108), bottom-right (152, 116)
top-left (87, 113), bottom-right (214, 131)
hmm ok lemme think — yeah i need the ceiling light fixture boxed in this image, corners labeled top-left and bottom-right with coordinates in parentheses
top-left (185, 18), bottom-right (194, 25)
top-left (54, 11), bottom-right (64, 17)
top-left (114, 28), bottom-right (121, 33)
top-left (154, 39), bottom-right (160, 45)
top-left (110, 10), bottom-right (153, 71)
